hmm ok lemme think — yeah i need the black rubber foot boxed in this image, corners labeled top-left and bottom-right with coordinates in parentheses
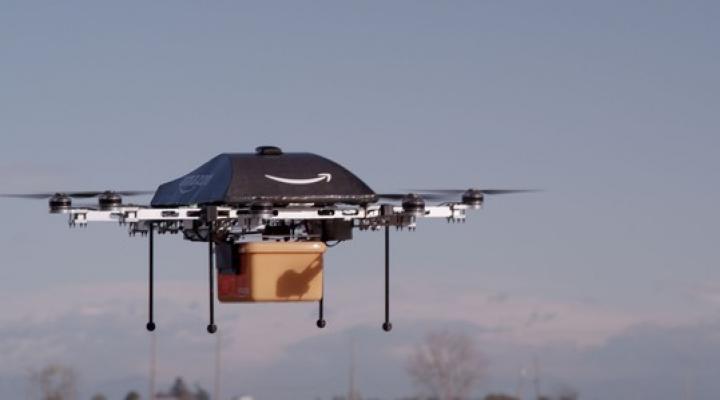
top-left (146, 322), bottom-right (156, 332)
top-left (207, 324), bottom-right (217, 334)
top-left (382, 322), bottom-right (393, 332)
top-left (316, 319), bottom-right (327, 329)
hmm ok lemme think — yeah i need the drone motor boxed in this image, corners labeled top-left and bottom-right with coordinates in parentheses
top-left (462, 189), bottom-right (485, 209)
top-left (401, 193), bottom-right (426, 217)
top-left (48, 193), bottom-right (72, 214)
top-left (98, 191), bottom-right (123, 211)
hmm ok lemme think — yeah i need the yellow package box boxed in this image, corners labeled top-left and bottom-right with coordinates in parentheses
top-left (217, 241), bottom-right (326, 302)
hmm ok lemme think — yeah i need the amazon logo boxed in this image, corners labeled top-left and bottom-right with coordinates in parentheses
top-left (178, 174), bottom-right (213, 193)
top-left (264, 173), bottom-right (332, 185)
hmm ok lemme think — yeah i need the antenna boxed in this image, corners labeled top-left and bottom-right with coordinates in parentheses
top-left (683, 364), bottom-right (695, 400)
top-left (348, 337), bottom-right (357, 400)
top-left (214, 331), bottom-right (222, 400)
top-left (533, 357), bottom-right (541, 400)
top-left (515, 366), bottom-right (526, 400)
top-left (149, 332), bottom-right (157, 400)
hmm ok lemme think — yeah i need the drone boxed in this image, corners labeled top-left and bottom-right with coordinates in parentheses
top-left (1, 146), bottom-right (533, 334)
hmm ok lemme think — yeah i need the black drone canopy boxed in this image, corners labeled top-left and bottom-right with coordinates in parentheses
top-left (151, 147), bottom-right (376, 207)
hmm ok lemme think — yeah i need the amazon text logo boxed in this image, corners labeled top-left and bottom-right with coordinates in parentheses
top-left (178, 174), bottom-right (213, 193)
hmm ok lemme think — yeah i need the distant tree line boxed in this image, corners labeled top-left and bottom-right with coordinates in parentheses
top-left (30, 334), bottom-right (578, 400)
top-left (28, 365), bottom-right (210, 400)
top-left (403, 330), bottom-right (580, 400)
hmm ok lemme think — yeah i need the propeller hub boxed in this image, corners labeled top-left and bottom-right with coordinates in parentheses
top-left (401, 193), bottom-right (425, 217)
top-left (98, 191), bottom-right (123, 211)
top-left (461, 189), bottom-right (484, 209)
top-left (49, 193), bottom-right (72, 214)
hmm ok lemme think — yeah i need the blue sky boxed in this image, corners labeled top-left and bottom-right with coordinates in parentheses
top-left (1, 1), bottom-right (719, 399)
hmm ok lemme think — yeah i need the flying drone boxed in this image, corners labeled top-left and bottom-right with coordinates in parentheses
top-left (1, 146), bottom-right (533, 334)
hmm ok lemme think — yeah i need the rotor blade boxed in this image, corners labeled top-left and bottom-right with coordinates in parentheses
top-left (377, 189), bottom-right (539, 202)
top-left (478, 189), bottom-right (539, 195)
top-left (0, 193), bottom-right (54, 199)
top-left (0, 190), bottom-right (155, 199)
top-left (68, 190), bottom-right (155, 198)
top-left (408, 189), bottom-right (540, 195)
top-left (69, 202), bottom-right (151, 209)
top-left (375, 193), bottom-right (459, 201)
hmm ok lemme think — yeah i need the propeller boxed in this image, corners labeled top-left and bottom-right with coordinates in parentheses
top-left (375, 192), bottom-right (450, 201)
top-left (376, 189), bottom-right (538, 202)
top-left (0, 190), bottom-right (154, 199)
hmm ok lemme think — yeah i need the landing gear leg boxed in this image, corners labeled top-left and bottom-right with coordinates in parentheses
top-left (207, 222), bottom-right (217, 334)
top-left (146, 222), bottom-right (156, 332)
top-left (382, 223), bottom-right (392, 332)
top-left (316, 298), bottom-right (327, 329)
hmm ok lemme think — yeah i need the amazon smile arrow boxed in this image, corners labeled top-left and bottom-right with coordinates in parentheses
top-left (264, 173), bottom-right (332, 185)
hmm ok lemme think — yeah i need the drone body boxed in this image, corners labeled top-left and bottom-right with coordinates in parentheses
top-left (2, 146), bottom-right (532, 334)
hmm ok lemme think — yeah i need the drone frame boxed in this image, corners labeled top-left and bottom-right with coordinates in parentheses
top-left (60, 201), bottom-right (473, 334)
